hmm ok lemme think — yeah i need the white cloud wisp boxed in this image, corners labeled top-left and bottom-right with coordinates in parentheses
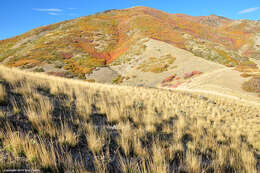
top-left (238, 7), bottom-right (260, 14)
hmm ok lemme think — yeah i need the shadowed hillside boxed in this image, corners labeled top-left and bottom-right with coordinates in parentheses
top-left (0, 66), bottom-right (260, 172)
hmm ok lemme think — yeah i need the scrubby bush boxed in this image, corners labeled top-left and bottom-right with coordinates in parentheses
top-left (33, 68), bottom-right (45, 72)
top-left (242, 77), bottom-right (260, 93)
top-left (241, 73), bottom-right (251, 78)
top-left (112, 75), bottom-right (123, 84)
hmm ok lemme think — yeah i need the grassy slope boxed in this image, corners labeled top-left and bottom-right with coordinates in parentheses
top-left (0, 66), bottom-right (260, 172)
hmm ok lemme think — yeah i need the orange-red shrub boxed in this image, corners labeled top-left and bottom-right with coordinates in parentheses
top-left (162, 74), bottom-right (176, 83)
top-left (61, 53), bottom-right (73, 59)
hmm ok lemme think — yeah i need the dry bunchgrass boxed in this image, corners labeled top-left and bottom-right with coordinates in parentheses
top-left (11, 101), bottom-right (21, 115)
top-left (58, 123), bottom-right (78, 147)
top-left (0, 84), bottom-right (6, 103)
top-left (3, 131), bottom-right (25, 157)
top-left (25, 94), bottom-right (55, 136)
top-left (0, 65), bottom-right (260, 172)
top-left (85, 123), bottom-right (105, 154)
top-left (3, 131), bottom-right (58, 169)
top-left (117, 122), bottom-right (133, 156)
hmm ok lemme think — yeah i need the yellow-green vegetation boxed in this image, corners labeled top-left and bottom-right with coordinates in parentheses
top-left (112, 75), bottom-right (124, 84)
top-left (85, 79), bottom-right (96, 83)
top-left (110, 56), bottom-right (132, 66)
top-left (191, 46), bottom-right (239, 66)
top-left (137, 54), bottom-right (176, 73)
top-left (214, 49), bottom-right (238, 65)
top-left (0, 65), bottom-right (259, 172)
top-left (64, 56), bottom-right (106, 77)
top-left (236, 60), bottom-right (258, 71)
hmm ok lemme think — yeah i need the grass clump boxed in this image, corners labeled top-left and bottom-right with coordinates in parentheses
top-left (0, 84), bottom-right (7, 105)
top-left (85, 124), bottom-right (105, 153)
top-left (58, 123), bottom-right (78, 147)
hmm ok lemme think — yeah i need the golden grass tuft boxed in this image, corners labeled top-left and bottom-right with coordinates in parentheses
top-left (117, 122), bottom-right (133, 156)
top-left (85, 124), bottom-right (105, 153)
top-left (58, 123), bottom-right (78, 147)
top-left (0, 84), bottom-right (6, 103)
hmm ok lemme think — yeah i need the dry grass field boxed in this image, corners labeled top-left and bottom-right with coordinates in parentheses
top-left (0, 65), bottom-right (260, 172)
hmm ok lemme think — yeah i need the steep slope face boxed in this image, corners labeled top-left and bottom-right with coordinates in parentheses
top-left (0, 6), bottom-right (260, 79)
top-left (107, 38), bottom-right (224, 86)
top-left (98, 38), bottom-right (260, 101)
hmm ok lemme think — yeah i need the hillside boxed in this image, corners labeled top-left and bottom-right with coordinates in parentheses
top-left (1, 7), bottom-right (260, 100)
top-left (1, 7), bottom-right (260, 73)
top-left (0, 66), bottom-right (260, 172)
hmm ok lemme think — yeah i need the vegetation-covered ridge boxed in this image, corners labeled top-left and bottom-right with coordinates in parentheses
top-left (0, 66), bottom-right (259, 172)
top-left (1, 6), bottom-right (260, 78)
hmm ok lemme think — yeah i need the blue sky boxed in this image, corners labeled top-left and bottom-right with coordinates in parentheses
top-left (1, 0), bottom-right (260, 40)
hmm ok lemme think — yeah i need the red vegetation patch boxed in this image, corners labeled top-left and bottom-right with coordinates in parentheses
top-left (170, 82), bottom-right (182, 88)
top-left (79, 42), bottom-right (111, 63)
top-left (184, 71), bottom-right (202, 79)
top-left (184, 72), bottom-right (193, 79)
top-left (162, 74), bottom-right (176, 83)
top-left (192, 70), bottom-right (202, 75)
top-left (61, 52), bottom-right (73, 59)
top-left (225, 64), bottom-right (235, 67)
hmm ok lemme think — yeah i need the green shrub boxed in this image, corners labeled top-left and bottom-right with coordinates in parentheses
top-left (112, 75), bottom-right (123, 84)
top-left (33, 68), bottom-right (45, 72)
